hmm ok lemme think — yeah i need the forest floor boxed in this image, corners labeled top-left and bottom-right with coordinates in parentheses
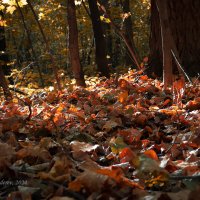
top-left (0, 69), bottom-right (200, 200)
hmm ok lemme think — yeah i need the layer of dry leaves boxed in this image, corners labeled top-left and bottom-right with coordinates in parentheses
top-left (0, 70), bottom-right (200, 200)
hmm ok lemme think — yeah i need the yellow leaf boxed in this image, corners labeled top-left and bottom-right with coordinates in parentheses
top-left (100, 15), bottom-right (111, 23)
top-left (6, 6), bottom-right (16, 14)
top-left (0, 5), bottom-right (5, 10)
top-left (110, 137), bottom-right (127, 154)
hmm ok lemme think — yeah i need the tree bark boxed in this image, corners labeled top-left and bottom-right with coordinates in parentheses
top-left (67, 0), bottom-right (86, 87)
top-left (99, 0), bottom-right (113, 66)
top-left (0, 12), bottom-right (12, 98)
top-left (156, 0), bottom-right (174, 87)
top-left (149, 0), bottom-right (200, 81)
top-left (121, 0), bottom-right (140, 66)
top-left (88, 0), bottom-right (110, 78)
top-left (148, 0), bottom-right (162, 77)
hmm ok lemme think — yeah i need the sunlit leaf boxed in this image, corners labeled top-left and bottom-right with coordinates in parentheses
top-left (6, 5), bottom-right (16, 14)
top-left (118, 90), bottom-right (129, 103)
top-left (96, 166), bottom-right (144, 189)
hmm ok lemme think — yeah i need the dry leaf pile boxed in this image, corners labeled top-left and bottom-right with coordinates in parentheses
top-left (0, 70), bottom-right (200, 200)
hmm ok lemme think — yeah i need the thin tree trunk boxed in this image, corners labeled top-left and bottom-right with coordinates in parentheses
top-left (156, 0), bottom-right (190, 88)
top-left (0, 12), bottom-right (12, 98)
top-left (15, 0), bottom-right (44, 87)
top-left (98, 2), bottom-right (140, 69)
top-left (156, 0), bottom-right (174, 87)
top-left (88, 0), bottom-right (110, 78)
top-left (26, 0), bottom-right (61, 90)
top-left (0, 67), bottom-right (11, 98)
top-left (67, 0), bottom-right (86, 87)
top-left (99, 0), bottom-right (113, 66)
top-left (121, 0), bottom-right (140, 66)
top-left (148, 0), bottom-right (162, 77)
top-left (113, 37), bottom-right (121, 66)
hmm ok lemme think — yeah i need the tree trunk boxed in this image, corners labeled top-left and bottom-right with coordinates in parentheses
top-left (67, 0), bottom-right (86, 87)
top-left (88, 0), bottom-right (110, 78)
top-left (113, 37), bottom-right (121, 66)
top-left (99, 0), bottom-right (113, 66)
top-left (148, 0), bottom-right (162, 77)
top-left (122, 0), bottom-right (139, 66)
top-left (156, 0), bottom-right (174, 87)
top-left (149, 0), bottom-right (200, 81)
top-left (0, 12), bottom-right (12, 98)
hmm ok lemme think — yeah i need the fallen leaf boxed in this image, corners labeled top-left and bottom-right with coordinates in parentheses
top-left (144, 149), bottom-right (159, 161)
top-left (118, 90), bottom-right (129, 104)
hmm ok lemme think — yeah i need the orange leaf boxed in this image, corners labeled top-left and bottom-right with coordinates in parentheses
top-left (140, 75), bottom-right (148, 81)
top-left (144, 149), bottom-right (159, 161)
top-left (163, 98), bottom-right (171, 107)
top-left (118, 90), bottom-right (128, 103)
top-left (96, 167), bottom-right (123, 183)
top-left (96, 166), bottom-right (144, 189)
top-left (172, 76), bottom-right (185, 107)
top-left (68, 180), bottom-right (83, 192)
top-left (141, 139), bottom-right (151, 148)
top-left (119, 147), bottom-right (135, 162)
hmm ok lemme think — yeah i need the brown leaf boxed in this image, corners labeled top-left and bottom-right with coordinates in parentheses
top-left (68, 170), bottom-right (107, 192)
top-left (70, 141), bottom-right (99, 160)
top-left (0, 116), bottom-right (25, 132)
top-left (135, 114), bottom-right (147, 126)
top-left (186, 99), bottom-right (200, 111)
top-left (118, 79), bottom-right (129, 90)
top-left (38, 155), bottom-right (72, 182)
top-left (103, 120), bottom-right (119, 132)
top-left (0, 142), bottom-right (15, 164)
top-left (16, 146), bottom-right (52, 162)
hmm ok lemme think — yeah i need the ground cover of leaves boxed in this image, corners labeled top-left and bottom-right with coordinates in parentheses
top-left (0, 70), bottom-right (200, 200)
